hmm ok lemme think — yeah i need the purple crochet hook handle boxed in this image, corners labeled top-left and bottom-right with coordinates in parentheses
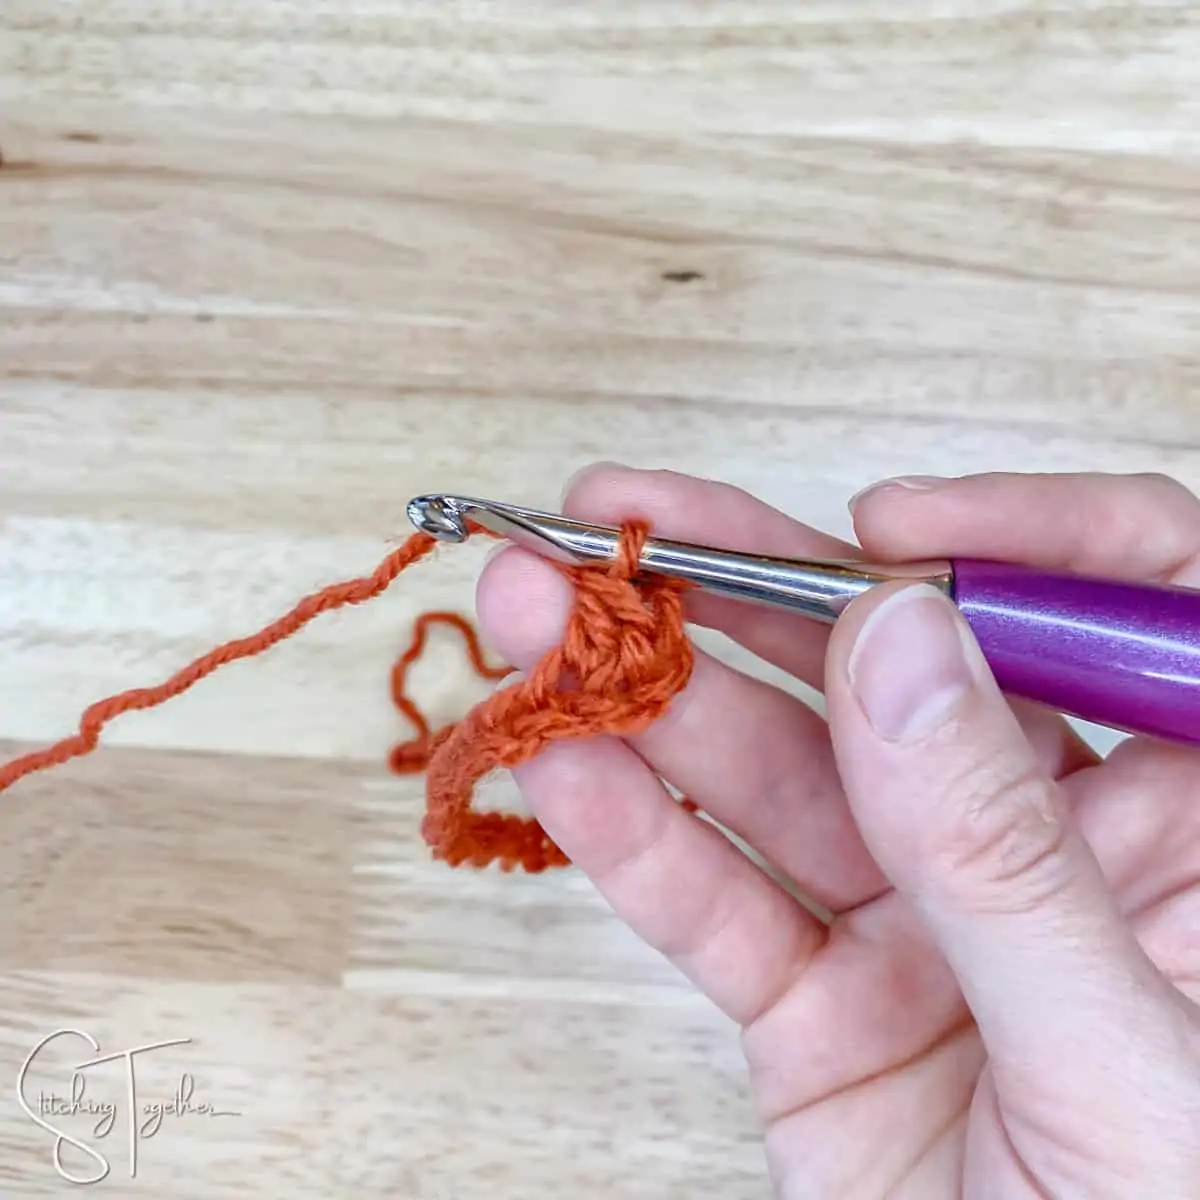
top-left (950, 559), bottom-right (1200, 745)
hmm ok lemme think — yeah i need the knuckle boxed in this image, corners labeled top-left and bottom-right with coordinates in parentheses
top-left (652, 872), bottom-right (740, 966)
top-left (923, 753), bottom-right (1074, 914)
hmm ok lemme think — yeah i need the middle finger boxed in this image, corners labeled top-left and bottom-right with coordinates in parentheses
top-left (476, 545), bottom-right (887, 913)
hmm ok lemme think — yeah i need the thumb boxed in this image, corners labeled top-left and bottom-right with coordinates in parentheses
top-left (824, 580), bottom-right (1184, 1092)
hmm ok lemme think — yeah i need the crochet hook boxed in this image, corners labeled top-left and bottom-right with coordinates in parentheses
top-left (406, 493), bottom-right (1200, 747)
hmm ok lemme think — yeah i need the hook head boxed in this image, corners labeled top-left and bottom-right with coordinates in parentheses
top-left (406, 495), bottom-right (471, 542)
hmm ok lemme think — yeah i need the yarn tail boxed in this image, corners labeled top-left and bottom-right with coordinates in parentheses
top-left (0, 531), bottom-right (439, 793)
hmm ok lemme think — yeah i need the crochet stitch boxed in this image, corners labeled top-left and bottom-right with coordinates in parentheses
top-left (0, 521), bottom-right (696, 872)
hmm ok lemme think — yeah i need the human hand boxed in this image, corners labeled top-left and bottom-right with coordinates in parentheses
top-left (475, 465), bottom-right (1200, 1198)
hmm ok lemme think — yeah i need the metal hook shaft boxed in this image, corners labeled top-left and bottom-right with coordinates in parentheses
top-left (406, 493), bottom-right (953, 622)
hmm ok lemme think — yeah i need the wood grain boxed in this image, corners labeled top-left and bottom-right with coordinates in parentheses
top-left (1, 2), bottom-right (1198, 1195)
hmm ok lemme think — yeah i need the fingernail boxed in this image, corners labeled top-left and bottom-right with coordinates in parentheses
top-left (560, 461), bottom-right (622, 505)
top-left (848, 584), bottom-right (977, 742)
top-left (848, 475), bottom-right (948, 514)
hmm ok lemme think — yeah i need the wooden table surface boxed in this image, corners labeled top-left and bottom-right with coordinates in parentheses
top-left (1, 3), bottom-right (1198, 1196)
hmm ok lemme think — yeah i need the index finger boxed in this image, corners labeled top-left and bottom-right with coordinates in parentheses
top-left (850, 471), bottom-right (1200, 586)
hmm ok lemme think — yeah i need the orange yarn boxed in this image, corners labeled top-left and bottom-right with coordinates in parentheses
top-left (386, 610), bottom-right (514, 775)
top-left (0, 529), bottom-right (440, 792)
top-left (0, 521), bottom-right (696, 872)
